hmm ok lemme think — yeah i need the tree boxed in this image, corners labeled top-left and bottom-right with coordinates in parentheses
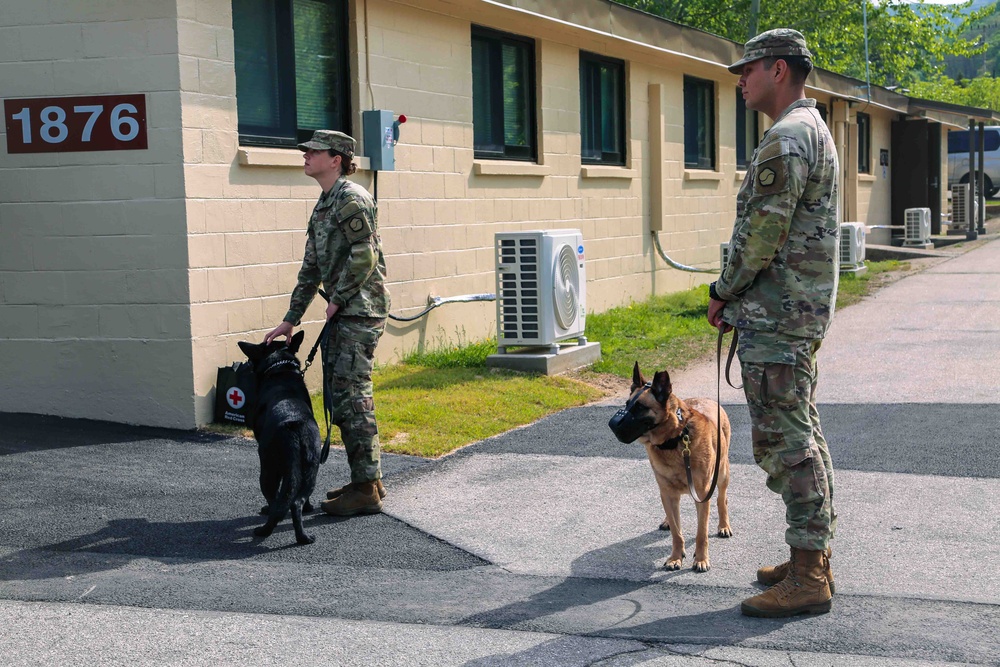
top-left (613, 0), bottom-right (990, 89)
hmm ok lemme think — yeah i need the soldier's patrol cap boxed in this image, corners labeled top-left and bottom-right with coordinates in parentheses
top-left (297, 129), bottom-right (356, 157)
top-left (728, 28), bottom-right (812, 74)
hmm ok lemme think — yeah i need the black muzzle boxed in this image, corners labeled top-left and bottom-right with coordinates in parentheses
top-left (608, 383), bottom-right (655, 444)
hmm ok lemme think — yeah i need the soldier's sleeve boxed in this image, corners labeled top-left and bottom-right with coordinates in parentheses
top-left (283, 228), bottom-right (321, 325)
top-left (714, 135), bottom-right (809, 301)
top-left (330, 198), bottom-right (379, 308)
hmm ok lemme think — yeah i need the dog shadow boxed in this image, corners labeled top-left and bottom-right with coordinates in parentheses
top-left (0, 512), bottom-right (322, 583)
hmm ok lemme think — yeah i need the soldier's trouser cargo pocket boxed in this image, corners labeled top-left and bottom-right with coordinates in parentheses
top-left (740, 340), bottom-right (836, 550)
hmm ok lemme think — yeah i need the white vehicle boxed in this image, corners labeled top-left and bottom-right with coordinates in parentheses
top-left (947, 126), bottom-right (1000, 197)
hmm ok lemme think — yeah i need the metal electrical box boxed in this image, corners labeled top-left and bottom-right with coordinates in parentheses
top-left (363, 109), bottom-right (396, 171)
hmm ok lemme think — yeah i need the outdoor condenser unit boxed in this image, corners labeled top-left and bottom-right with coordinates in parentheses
top-left (495, 230), bottom-right (587, 353)
top-left (951, 183), bottom-right (976, 232)
top-left (840, 222), bottom-right (866, 273)
top-left (903, 207), bottom-right (932, 246)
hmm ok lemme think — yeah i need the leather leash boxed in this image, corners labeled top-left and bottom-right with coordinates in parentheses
top-left (301, 288), bottom-right (334, 464)
top-left (681, 327), bottom-right (739, 503)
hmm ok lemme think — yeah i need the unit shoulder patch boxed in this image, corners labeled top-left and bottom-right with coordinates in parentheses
top-left (341, 215), bottom-right (374, 243)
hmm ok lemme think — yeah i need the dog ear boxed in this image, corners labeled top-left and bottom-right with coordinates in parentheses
top-left (288, 330), bottom-right (305, 354)
top-left (237, 340), bottom-right (262, 361)
top-left (631, 361), bottom-right (645, 391)
top-left (651, 370), bottom-right (672, 406)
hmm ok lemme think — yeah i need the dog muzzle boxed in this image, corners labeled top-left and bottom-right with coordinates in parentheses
top-left (608, 383), bottom-right (654, 444)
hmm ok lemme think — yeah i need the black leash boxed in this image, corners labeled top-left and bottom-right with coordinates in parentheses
top-left (301, 289), bottom-right (335, 464)
top-left (681, 327), bottom-right (739, 504)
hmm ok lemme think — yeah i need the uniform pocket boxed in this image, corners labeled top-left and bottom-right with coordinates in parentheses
top-left (770, 445), bottom-right (825, 504)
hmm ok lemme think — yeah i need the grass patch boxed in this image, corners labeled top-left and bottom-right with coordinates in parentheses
top-left (836, 259), bottom-right (911, 308)
top-left (584, 285), bottom-right (718, 379)
top-left (313, 364), bottom-right (602, 458)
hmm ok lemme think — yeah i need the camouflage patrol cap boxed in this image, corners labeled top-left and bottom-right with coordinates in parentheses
top-left (728, 28), bottom-right (813, 74)
top-left (297, 130), bottom-right (356, 157)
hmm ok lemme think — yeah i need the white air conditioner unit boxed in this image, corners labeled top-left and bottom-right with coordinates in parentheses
top-left (495, 230), bottom-right (587, 352)
top-left (950, 183), bottom-right (976, 232)
top-left (720, 242), bottom-right (730, 271)
top-left (903, 207), bottom-right (931, 246)
top-left (840, 222), bottom-right (866, 273)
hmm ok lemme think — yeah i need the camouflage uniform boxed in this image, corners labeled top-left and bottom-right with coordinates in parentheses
top-left (711, 31), bottom-right (839, 551)
top-left (285, 130), bottom-right (390, 484)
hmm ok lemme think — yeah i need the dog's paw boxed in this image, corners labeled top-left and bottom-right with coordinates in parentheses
top-left (693, 559), bottom-right (711, 573)
top-left (659, 520), bottom-right (671, 532)
top-left (296, 533), bottom-right (316, 545)
top-left (253, 525), bottom-right (273, 538)
top-left (718, 526), bottom-right (733, 538)
top-left (663, 558), bottom-right (683, 571)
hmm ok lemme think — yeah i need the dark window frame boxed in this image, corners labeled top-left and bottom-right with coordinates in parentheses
top-left (857, 111), bottom-right (871, 174)
top-left (579, 51), bottom-right (626, 166)
top-left (735, 88), bottom-right (759, 170)
top-left (684, 75), bottom-right (716, 170)
top-left (471, 25), bottom-right (538, 162)
top-left (233, 0), bottom-right (351, 148)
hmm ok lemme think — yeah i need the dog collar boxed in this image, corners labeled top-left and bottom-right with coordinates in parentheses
top-left (655, 425), bottom-right (690, 451)
top-left (259, 358), bottom-right (301, 377)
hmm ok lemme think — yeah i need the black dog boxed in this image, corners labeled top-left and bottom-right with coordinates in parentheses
top-left (237, 331), bottom-right (320, 545)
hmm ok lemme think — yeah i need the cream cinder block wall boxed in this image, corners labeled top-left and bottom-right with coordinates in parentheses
top-left (858, 108), bottom-right (893, 226)
top-left (0, 0), bottom-right (193, 427)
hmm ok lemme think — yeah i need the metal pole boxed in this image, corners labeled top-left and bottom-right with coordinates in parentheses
top-left (978, 121), bottom-right (987, 234)
top-left (968, 119), bottom-right (978, 240)
top-left (749, 0), bottom-right (759, 40)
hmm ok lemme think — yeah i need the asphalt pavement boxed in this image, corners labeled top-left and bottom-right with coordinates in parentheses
top-left (2, 235), bottom-right (1000, 666)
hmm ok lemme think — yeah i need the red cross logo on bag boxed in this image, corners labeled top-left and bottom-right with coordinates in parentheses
top-left (226, 387), bottom-right (246, 410)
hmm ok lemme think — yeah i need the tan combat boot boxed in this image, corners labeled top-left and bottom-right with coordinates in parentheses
top-left (757, 546), bottom-right (835, 594)
top-left (741, 547), bottom-right (833, 618)
top-left (320, 481), bottom-right (383, 516)
top-left (326, 479), bottom-right (386, 501)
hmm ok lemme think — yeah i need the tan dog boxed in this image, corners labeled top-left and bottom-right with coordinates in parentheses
top-left (619, 362), bottom-right (732, 572)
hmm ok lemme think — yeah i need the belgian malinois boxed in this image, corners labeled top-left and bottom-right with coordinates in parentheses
top-left (609, 362), bottom-right (732, 572)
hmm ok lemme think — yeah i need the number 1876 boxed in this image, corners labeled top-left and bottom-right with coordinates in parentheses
top-left (4, 94), bottom-right (147, 153)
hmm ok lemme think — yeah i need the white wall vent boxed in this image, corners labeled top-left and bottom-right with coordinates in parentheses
top-left (840, 222), bottom-right (866, 273)
top-left (495, 230), bottom-right (587, 352)
top-left (720, 242), bottom-right (730, 271)
top-left (903, 207), bottom-right (932, 246)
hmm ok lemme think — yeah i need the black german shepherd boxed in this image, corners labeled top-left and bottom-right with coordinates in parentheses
top-left (237, 331), bottom-right (320, 545)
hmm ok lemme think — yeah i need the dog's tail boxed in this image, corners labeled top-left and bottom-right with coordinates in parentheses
top-left (267, 422), bottom-right (321, 523)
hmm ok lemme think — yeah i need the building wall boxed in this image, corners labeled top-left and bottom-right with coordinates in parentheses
top-left (0, 0), bottom-right (194, 427)
top-left (2, 0), bottom-right (919, 429)
top-left (858, 107), bottom-right (894, 226)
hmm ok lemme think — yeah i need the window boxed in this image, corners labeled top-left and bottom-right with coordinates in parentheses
top-left (735, 88), bottom-right (759, 170)
top-left (233, 0), bottom-right (350, 147)
top-left (816, 103), bottom-right (828, 124)
top-left (471, 26), bottom-right (537, 161)
top-left (684, 76), bottom-right (716, 170)
top-left (857, 111), bottom-right (871, 174)
top-left (948, 128), bottom-right (1000, 154)
top-left (580, 52), bottom-right (625, 165)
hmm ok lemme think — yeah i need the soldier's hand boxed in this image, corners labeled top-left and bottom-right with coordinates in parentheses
top-left (325, 300), bottom-right (340, 320)
top-left (264, 321), bottom-right (294, 344)
top-left (707, 298), bottom-right (732, 333)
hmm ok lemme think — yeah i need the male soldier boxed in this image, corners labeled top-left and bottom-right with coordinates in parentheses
top-left (707, 29), bottom-right (839, 617)
top-left (265, 130), bottom-right (390, 517)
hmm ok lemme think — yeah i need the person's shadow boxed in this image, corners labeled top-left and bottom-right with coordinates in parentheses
top-left (458, 529), bottom-right (804, 665)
